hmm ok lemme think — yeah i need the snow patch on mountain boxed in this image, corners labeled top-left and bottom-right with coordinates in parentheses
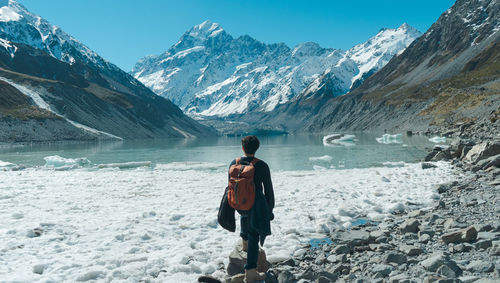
top-left (0, 5), bottom-right (21, 22)
top-left (0, 38), bottom-right (16, 57)
top-left (347, 23), bottom-right (422, 87)
top-left (132, 21), bottom-right (421, 117)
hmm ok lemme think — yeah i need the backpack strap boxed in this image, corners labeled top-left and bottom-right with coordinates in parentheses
top-left (250, 158), bottom-right (259, 165)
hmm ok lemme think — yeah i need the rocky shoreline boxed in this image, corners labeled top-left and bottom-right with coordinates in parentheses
top-left (267, 120), bottom-right (500, 283)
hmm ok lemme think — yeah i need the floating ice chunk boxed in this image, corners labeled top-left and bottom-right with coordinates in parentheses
top-left (309, 155), bottom-right (333, 162)
top-left (0, 160), bottom-right (15, 167)
top-left (44, 155), bottom-right (91, 169)
top-left (429, 136), bottom-right (446, 143)
top-left (323, 134), bottom-right (356, 147)
top-left (313, 165), bottom-right (327, 171)
top-left (97, 161), bottom-right (152, 169)
top-left (376, 134), bottom-right (402, 144)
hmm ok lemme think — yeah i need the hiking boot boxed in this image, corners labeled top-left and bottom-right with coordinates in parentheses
top-left (244, 268), bottom-right (266, 282)
top-left (242, 239), bottom-right (248, 252)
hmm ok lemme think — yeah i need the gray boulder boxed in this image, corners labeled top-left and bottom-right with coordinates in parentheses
top-left (464, 140), bottom-right (500, 164)
top-left (472, 153), bottom-right (500, 172)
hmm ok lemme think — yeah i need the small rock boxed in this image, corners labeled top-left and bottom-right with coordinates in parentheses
top-left (436, 264), bottom-right (456, 278)
top-left (419, 234), bottom-right (431, 244)
top-left (422, 162), bottom-right (438, 169)
top-left (26, 228), bottom-right (43, 238)
top-left (334, 245), bottom-right (350, 254)
top-left (442, 231), bottom-right (463, 244)
top-left (420, 254), bottom-right (445, 272)
top-left (490, 241), bottom-right (500, 256)
top-left (369, 230), bottom-right (388, 240)
top-left (475, 239), bottom-right (492, 250)
top-left (277, 270), bottom-right (294, 283)
top-left (441, 226), bottom-right (478, 244)
top-left (465, 260), bottom-right (494, 273)
top-left (385, 252), bottom-right (407, 264)
top-left (400, 219), bottom-right (420, 234)
top-left (371, 264), bottom-right (393, 277)
top-left (476, 224), bottom-right (493, 232)
top-left (33, 264), bottom-right (46, 275)
top-left (317, 271), bottom-right (338, 283)
top-left (400, 245), bottom-right (424, 256)
top-left (436, 182), bottom-right (458, 194)
top-left (451, 243), bottom-right (474, 253)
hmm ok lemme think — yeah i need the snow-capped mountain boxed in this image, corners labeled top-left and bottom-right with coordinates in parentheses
top-left (347, 23), bottom-right (421, 89)
top-left (132, 21), bottom-right (421, 117)
top-left (0, 0), bottom-right (121, 73)
top-left (0, 0), bottom-right (214, 140)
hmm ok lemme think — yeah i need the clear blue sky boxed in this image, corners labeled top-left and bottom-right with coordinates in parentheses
top-left (19, 0), bottom-right (455, 72)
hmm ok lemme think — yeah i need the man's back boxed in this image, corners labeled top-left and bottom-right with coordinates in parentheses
top-left (229, 156), bottom-right (274, 212)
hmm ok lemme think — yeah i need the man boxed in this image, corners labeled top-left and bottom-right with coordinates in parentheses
top-left (228, 135), bottom-right (274, 282)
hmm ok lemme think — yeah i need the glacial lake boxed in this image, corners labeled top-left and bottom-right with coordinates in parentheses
top-left (0, 133), bottom-right (443, 170)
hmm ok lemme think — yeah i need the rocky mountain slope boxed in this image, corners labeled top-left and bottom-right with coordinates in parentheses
top-left (0, 0), bottom-right (214, 142)
top-left (132, 21), bottom-right (420, 117)
top-left (252, 0), bottom-right (499, 135)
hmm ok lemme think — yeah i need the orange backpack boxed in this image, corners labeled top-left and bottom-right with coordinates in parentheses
top-left (228, 157), bottom-right (259, 211)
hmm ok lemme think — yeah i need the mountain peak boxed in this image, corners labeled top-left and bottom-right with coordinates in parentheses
top-left (188, 20), bottom-right (224, 38)
top-left (292, 42), bottom-right (324, 57)
top-left (397, 23), bottom-right (421, 35)
top-left (377, 23), bottom-right (421, 36)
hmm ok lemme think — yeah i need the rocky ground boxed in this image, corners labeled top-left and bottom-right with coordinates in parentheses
top-left (263, 118), bottom-right (500, 283)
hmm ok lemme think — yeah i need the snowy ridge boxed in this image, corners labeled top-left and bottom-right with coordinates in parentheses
top-left (347, 23), bottom-right (422, 87)
top-left (132, 21), bottom-right (421, 117)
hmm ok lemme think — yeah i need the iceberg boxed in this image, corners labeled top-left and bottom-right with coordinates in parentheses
top-left (0, 160), bottom-right (15, 167)
top-left (323, 134), bottom-right (356, 147)
top-left (309, 155), bottom-right (333, 162)
top-left (44, 155), bottom-right (91, 170)
top-left (376, 133), bottom-right (402, 144)
top-left (429, 136), bottom-right (446, 143)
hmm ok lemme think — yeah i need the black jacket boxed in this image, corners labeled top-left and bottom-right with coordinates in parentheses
top-left (218, 156), bottom-right (274, 245)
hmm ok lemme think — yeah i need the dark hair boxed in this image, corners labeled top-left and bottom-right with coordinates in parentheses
top-left (241, 135), bottom-right (260, 155)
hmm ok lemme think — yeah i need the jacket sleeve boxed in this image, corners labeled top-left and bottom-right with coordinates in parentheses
top-left (262, 162), bottom-right (275, 213)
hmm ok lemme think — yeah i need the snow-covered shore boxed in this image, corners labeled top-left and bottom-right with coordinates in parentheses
top-left (0, 161), bottom-right (454, 282)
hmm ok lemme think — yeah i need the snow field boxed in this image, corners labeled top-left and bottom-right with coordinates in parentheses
top-left (0, 161), bottom-right (455, 281)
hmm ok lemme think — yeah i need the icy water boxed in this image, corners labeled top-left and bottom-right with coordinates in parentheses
top-left (0, 133), bottom-right (439, 170)
top-left (0, 133), bottom-right (455, 282)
